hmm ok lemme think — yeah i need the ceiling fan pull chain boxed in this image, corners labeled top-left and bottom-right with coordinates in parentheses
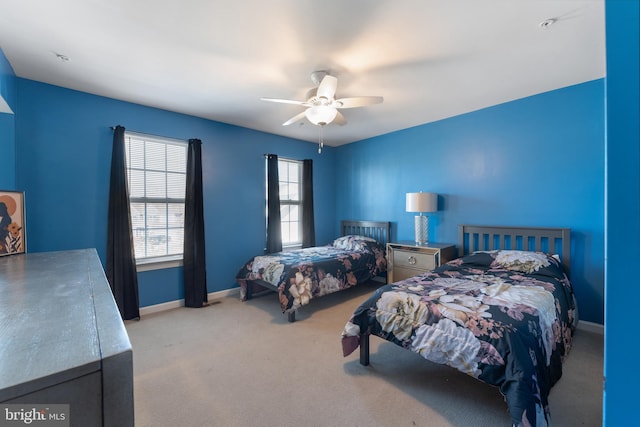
top-left (318, 125), bottom-right (324, 153)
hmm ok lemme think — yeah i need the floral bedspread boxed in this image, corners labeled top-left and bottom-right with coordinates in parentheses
top-left (237, 236), bottom-right (387, 313)
top-left (341, 250), bottom-right (577, 427)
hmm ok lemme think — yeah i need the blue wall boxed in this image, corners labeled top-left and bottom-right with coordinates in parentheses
top-left (14, 79), bottom-right (337, 306)
top-left (13, 78), bottom-right (607, 323)
top-left (0, 48), bottom-right (16, 189)
top-left (8, 53), bottom-right (608, 326)
top-left (336, 79), bottom-right (605, 324)
top-left (604, 0), bottom-right (640, 424)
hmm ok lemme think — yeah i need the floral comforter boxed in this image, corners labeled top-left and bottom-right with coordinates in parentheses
top-left (237, 235), bottom-right (387, 314)
top-left (342, 250), bottom-right (577, 427)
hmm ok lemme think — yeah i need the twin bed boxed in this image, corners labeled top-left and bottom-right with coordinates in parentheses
top-left (341, 225), bottom-right (576, 427)
top-left (236, 220), bottom-right (390, 322)
top-left (236, 222), bottom-right (577, 426)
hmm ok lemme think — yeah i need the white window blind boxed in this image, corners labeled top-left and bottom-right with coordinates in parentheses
top-left (277, 158), bottom-right (302, 246)
top-left (125, 132), bottom-right (187, 262)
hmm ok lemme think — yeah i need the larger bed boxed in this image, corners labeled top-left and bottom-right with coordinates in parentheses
top-left (341, 225), bottom-right (577, 426)
top-left (236, 220), bottom-right (390, 322)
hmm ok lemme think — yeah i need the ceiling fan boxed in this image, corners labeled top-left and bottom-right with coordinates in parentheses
top-left (261, 70), bottom-right (384, 127)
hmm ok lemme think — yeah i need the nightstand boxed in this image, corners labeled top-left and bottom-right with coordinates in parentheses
top-left (387, 242), bottom-right (457, 282)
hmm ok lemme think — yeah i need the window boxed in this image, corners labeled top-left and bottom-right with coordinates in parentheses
top-left (124, 132), bottom-right (187, 264)
top-left (277, 158), bottom-right (302, 246)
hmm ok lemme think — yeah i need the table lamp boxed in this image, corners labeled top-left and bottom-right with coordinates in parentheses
top-left (406, 192), bottom-right (437, 244)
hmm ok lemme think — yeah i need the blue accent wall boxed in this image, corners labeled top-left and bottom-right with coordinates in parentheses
top-left (14, 76), bottom-right (608, 325)
top-left (604, 0), bottom-right (639, 424)
top-left (336, 79), bottom-right (605, 324)
top-left (0, 48), bottom-right (16, 109)
top-left (0, 48), bottom-right (16, 189)
top-left (14, 79), bottom-right (337, 307)
top-left (0, 113), bottom-right (15, 188)
top-left (12, 65), bottom-right (608, 326)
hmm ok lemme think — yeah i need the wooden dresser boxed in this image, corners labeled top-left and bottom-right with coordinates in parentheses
top-left (387, 242), bottom-right (456, 282)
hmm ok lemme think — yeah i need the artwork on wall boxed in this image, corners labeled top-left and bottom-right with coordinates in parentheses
top-left (0, 190), bottom-right (26, 256)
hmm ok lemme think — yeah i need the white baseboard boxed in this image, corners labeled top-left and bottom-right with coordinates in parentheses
top-left (139, 287), bottom-right (241, 317)
top-left (577, 320), bottom-right (604, 335)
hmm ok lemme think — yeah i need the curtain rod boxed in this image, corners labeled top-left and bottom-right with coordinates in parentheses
top-left (110, 126), bottom-right (189, 143)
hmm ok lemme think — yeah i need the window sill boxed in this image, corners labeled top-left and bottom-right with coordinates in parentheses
top-left (136, 256), bottom-right (183, 272)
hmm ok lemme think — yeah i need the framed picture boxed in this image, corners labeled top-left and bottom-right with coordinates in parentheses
top-left (0, 190), bottom-right (26, 256)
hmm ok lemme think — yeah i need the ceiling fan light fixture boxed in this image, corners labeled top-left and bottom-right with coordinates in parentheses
top-left (305, 105), bottom-right (337, 126)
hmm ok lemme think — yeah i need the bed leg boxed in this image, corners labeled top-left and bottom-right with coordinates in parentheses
top-left (359, 333), bottom-right (370, 366)
top-left (287, 311), bottom-right (296, 322)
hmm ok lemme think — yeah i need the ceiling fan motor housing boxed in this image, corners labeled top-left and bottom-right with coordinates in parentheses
top-left (310, 70), bottom-right (330, 86)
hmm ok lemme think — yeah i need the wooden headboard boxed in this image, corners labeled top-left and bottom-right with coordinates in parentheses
top-left (341, 220), bottom-right (391, 246)
top-left (458, 225), bottom-right (571, 276)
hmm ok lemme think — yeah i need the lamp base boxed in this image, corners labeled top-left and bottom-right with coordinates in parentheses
top-left (414, 215), bottom-right (429, 245)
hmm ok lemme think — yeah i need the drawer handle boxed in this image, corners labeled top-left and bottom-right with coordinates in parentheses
top-left (407, 256), bottom-right (417, 265)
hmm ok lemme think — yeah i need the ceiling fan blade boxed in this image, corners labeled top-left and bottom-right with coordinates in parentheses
top-left (261, 97), bottom-right (307, 106)
top-left (282, 111), bottom-right (307, 126)
top-left (316, 75), bottom-right (338, 100)
top-left (334, 96), bottom-right (384, 109)
top-left (332, 111), bottom-right (347, 126)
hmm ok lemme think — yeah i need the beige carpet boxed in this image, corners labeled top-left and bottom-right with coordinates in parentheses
top-left (126, 283), bottom-right (603, 427)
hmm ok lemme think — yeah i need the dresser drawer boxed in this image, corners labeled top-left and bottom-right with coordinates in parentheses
top-left (392, 249), bottom-right (437, 271)
top-left (393, 266), bottom-right (428, 282)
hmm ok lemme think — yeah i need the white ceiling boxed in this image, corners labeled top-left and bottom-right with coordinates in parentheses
top-left (0, 0), bottom-right (605, 147)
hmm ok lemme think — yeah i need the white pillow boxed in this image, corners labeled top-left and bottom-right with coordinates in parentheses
top-left (492, 250), bottom-right (551, 274)
top-left (332, 235), bottom-right (376, 251)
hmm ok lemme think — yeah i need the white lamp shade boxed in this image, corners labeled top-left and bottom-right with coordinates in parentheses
top-left (406, 192), bottom-right (437, 213)
top-left (305, 105), bottom-right (338, 125)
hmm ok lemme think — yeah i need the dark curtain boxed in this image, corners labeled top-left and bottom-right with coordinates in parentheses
top-left (266, 154), bottom-right (282, 253)
top-left (106, 125), bottom-right (140, 320)
top-left (184, 138), bottom-right (208, 308)
top-left (301, 159), bottom-right (316, 248)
